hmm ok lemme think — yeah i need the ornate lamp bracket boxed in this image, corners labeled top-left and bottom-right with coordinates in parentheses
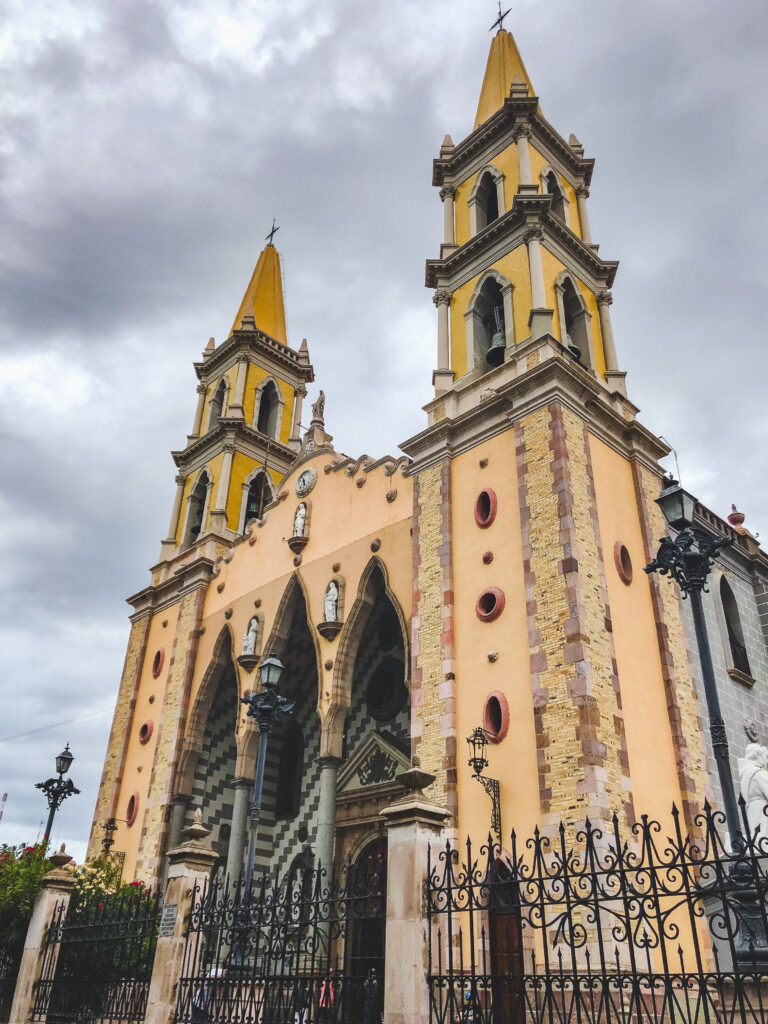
top-left (644, 529), bottom-right (732, 597)
top-left (472, 774), bottom-right (502, 844)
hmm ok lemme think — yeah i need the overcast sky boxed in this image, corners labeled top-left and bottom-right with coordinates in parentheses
top-left (1, 0), bottom-right (767, 866)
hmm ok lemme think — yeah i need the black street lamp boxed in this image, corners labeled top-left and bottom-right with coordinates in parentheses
top-left (644, 480), bottom-right (740, 843)
top-left (35, 744), bottom-right (80, 845)
top-left (466, 726), bottom-right (502, 843)
top-left (241, 656), bottom-right (294, 890)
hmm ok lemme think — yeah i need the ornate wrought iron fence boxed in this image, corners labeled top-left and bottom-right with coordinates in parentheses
top-left (175, 849), bottom-right (386, 1024)
top-left (0, 936), bottom-right (24, 1023)
top-left (427, 803), bottom-right (768, 1024)
top-left (33, 885), bottom-right (163, 1024)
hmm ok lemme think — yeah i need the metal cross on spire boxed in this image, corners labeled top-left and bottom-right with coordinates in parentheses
top-left (490, 1), bottom-right (511, 32)
top-left (265, 218), bottom-right (280, 245)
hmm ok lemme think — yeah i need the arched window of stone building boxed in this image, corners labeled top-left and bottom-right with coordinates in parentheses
top-left (182, 471), bottom-right (211, 549)
top-left (471, 277), bottom-right (506, 370)
top-left (256, 379), bottom-right (281, 438)
top-left (556, 274), bottom-right (592, 369)
top-left (275, 720), bottom-right (304, 820)
top-left (207, 379), bottom-right (227, 432)
top-left (544, 169), bottom-right (567, 223)
top-left (720, 577), bottom-right (751, 677)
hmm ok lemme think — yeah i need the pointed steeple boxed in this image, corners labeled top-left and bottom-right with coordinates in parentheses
top-left (230, 243), bottom-right (287, 343)
top-left (474, 29), bottom-right (535, 129)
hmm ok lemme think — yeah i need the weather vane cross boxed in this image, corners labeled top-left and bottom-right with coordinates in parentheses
top-left (265, 218), bottom-right (280, 245)
top-left (490, 1), bottom-right (511, 32)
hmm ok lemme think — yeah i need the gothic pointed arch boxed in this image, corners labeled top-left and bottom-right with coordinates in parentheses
top-left (253, 375), bottom-right (284, 440)
top-left (554, 270), bottom-right (594, 369)
top-left (180, 467), bottom-right (212, 549)
top-left (464, 268), bottom-right (515, 373)
top-left (262, 572), bottom-right (322, 683)
top-left (468, 164), bottom-right (505, 235)
top-left (238, 465), bottom-right (276, 532)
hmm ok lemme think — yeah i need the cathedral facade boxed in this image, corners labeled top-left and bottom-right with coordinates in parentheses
top-left (88, 28), bottom-right (768, 892)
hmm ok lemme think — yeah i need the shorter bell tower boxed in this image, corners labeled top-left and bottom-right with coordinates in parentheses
top-left (160, 240), bottom-right (314, 561)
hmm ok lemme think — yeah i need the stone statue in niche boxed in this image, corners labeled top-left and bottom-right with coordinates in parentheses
top-left (738, 743), bottom-right (768, 844)
top-left (324, 581), bottom-right (339, 622)
top-left (293, 503), bottom-right (307, 537)
top-left (242, 617), bottom-right (259, 656)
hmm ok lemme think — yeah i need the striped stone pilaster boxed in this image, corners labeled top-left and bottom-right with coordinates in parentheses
top-left (135, 586), bottom-right (208, 885)
top-left (516, 402), bottom-right (632, 831)
top-left (411, 460), bottom-right (457, 819)
top-left (631, 462), bottom-right (711, 828)
top-left (86, 614), bottom-right (152, 859)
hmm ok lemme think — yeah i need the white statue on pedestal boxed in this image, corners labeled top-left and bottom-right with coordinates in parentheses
top-left (324, 581), bottom-right (339, 622)
top-left (242, 617), bottom-right (259, 656)
top-left (294, 503), bottom-right (307, 537)
top-left (738, 743), bottom-right (768, 846)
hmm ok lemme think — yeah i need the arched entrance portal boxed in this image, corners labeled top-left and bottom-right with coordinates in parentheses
top-left (346, 836), bottom-right (387, 984)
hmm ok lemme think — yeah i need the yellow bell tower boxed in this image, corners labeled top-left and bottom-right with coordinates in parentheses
top-left (160, 239), bottom-right (314, 560)
top-left (427, 27), bottom-right (623, 397)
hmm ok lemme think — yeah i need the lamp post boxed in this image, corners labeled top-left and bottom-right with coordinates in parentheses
top-left (241, 656), bottom-right (294, 891)
top-left (644, 480), bottom-right (741, 844)
top-left (466, 726), bottom-right (502, 843)
top-left (35, 744), bottom-right (80, 845)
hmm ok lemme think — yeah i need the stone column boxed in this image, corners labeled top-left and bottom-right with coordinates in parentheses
top-left (513, 121), bottom-right (533, 186)
top-left (596, 290), bottom-right (627, 396)
top-left (432, 289), bottom-right (455, 396)
top-left (10, 853), bottom-right (75, 1024)
top-left (228, 357), bottom-right (249, 419)
top-left (439, 186), bottom-right (455, 246)
top-left (525, 225), bottom-right (554, 340)
top-left (225, 778), bottom-right (251, 883)
top-left (163, 475), bottom-right (186, 547)
top-left (380, 785), bottom-right (450, 1024)
top-left (209, 441), bottom-right (235, 533)
top-left (190, 383), bottom-right (207, 438)
top-left (145, 820), bottom-right (219, 1024)
top-left (314, 756), bottom-right (341, 879)
top-left (289, 384), bottom-right (306, 451)
top-left (166, 795), bottom-right (193, 856)
top-left (575, 185), bottom-right (592, 244)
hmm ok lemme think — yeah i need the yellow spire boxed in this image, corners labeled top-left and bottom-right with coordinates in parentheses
top-left (474, 29), bottom-right (535, 129)
top-left (230, 243), bottom-right (287, 343)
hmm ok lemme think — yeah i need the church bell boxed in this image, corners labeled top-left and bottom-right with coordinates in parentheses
top-left (485, 331), bottom-right (506, 368)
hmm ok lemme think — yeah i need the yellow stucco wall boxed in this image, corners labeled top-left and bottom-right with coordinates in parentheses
top-left (588, 437), bottom-right (683, 822)
top-left (451, 433), bottom-right (540, 842)
top-left (115, 602), bottom-right (180, 881)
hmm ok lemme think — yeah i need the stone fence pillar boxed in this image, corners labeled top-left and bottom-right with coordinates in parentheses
top-left (144, 815), bottom-right (218, 1024)
top-left (381, 770), bottom-right (450, 1024)
top-left (10, 850), bottom-right (75, 1024)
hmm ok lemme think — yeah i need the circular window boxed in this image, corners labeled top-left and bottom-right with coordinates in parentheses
top-left (614, 543), bottom-right (633, 585)
top-left (151, 650), bottom-right (165, 678)
top-left (475, 489), bottom-right (498, 529)
top-left (126, 792), bottom-right (140, 827)
top-left (483, 692), bottom-right (509, 743)
top-left (138, 720), bottom-right (154, 745)
top-left (366, 657), bottom-right (408, 722)
top-left (476, 587), bottom-right (505, 623)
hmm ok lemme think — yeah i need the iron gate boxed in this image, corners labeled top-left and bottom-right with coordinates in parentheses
top-left (33, 885), bottom-right (163, 1024)
top-left (427, 803), bottom-right (768, 1024)
top-left (175, 848), bottom-right (387, 1024)
top-left (0, 937), bottom-right (24, 1023)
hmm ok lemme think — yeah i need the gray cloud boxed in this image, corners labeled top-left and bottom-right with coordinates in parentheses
top-left (1, 0), bottom-right (766, 863)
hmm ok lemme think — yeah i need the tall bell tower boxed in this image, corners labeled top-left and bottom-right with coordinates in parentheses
top-left (161, 240), bottom-right (314, 560)
top-left (403, 26), bottom-right (711, 842)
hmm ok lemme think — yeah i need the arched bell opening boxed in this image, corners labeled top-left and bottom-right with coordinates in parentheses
top-left (555, 273), bottom-right (593, 370)
top-left (254, 377), bottom-right (283, 440)
top-left (544, 168), bottom-right (567, 224)
top-left (181, 470), bottom-right (211, 549)
top-left (240, 469), bottom-right (274, 532)
top-left (207, 378), bottom-right (228, 432)
top-left (466, 276), bottom-right (508, 372)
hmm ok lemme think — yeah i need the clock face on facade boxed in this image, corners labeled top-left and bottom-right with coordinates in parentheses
top-left (295, 467), bottom-right (317, 497)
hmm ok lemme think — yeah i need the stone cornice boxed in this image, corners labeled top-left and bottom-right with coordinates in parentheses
top-left (425, 196), bottom-right (617, 291)
top-left (194, 329), bottom-right (314, 385)
top-left (400, 342), bottom-right (666, 477)
top-left (128, 554), bottom-right (216, 618)
top-left (172, 420), bottom-right (295, 471)
top-left (432, 97), bottom-right (594, 189)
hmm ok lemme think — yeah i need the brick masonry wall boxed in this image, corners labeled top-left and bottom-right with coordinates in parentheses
top-left (631, 463), bottom-right (710, 827)
top-left (86, 614), bottom-right (151, 859)
top-left (411, 461), bottom-right (457, 818)
top-left (681, 555), bottom-right (768, 813)
top-left (135, 586), bottom-right (207, 885)
top-left (515, 403), bottom-right (631, 831)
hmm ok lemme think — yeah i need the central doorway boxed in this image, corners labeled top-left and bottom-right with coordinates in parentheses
top-left (346, 836), bottom-right (387, 980)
